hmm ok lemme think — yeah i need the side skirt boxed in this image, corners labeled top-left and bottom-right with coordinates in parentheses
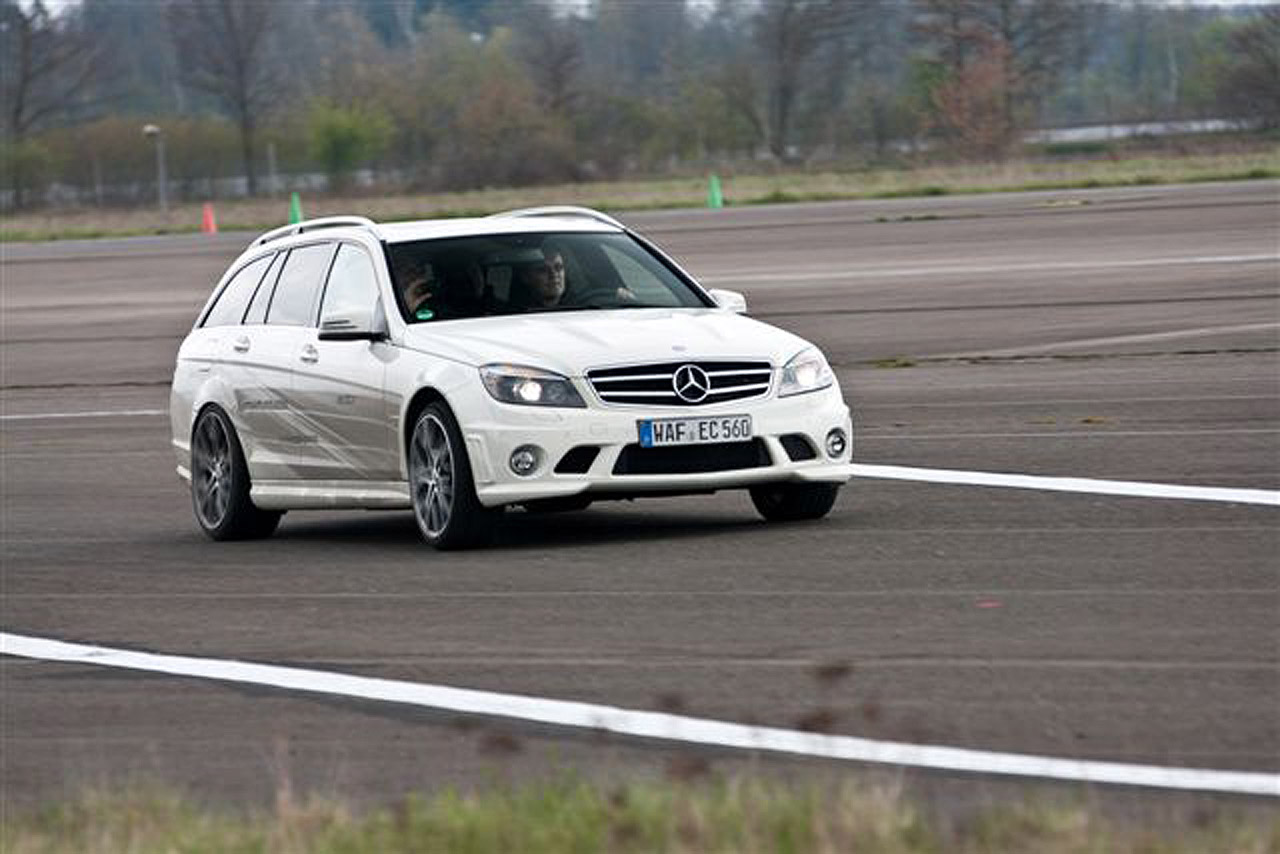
top-left (251, 480), bottom-right (411, 510)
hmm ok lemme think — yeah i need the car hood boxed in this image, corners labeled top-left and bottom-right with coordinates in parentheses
top-left (399, 309), bottom-right (812, 375)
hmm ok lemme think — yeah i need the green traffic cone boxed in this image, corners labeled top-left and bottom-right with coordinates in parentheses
top-left (288, 192), bottom-right (304, 224)
top-left (707, 174), bottom-right (724, 209)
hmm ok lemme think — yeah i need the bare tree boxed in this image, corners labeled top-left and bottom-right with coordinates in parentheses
top-left (711, 0), bottom-right (859, 162)
top-left (515, 4), bottom-right (583, 116)
top-left (914, 0), bottom-right (1083, 141)
top-left (1, 0), bottom-right (100, 141)
top-left (912, 0), bottom-right (986, 76)
top-left (1218, 8), bottom-right (1280, 129)
top-left (753, 0), bottom-right (859, 162)
top-left (167, 0), bottom-right (280, 195)
top-left (931, 34), bottom-right (1018, 159)
top-left (1, 0), bottom-right (104, 206)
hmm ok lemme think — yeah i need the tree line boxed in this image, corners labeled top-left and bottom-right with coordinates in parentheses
top-left (2, 0), bottom-right (1276, 209)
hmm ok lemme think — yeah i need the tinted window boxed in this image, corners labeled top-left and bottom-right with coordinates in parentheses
top-left (320, 244), bottom-right (380, 320)
top-left (386, 232), bottom-right (707, 323)
top-left (267, 243), bottom-right (335, 327)
top-left (202, 254), bottom-right (273, 328)
top-left (243, 250), bottom-right (285, 325)
top-left (601, 244), bottom-right (684, 307)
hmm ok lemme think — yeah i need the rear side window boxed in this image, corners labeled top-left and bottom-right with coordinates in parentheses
top-left (202, 254), bottom-right (273, 328)
top-left (320, 244), bottom-right (380, 320)
top-left (267, 243), bottom-right (336, 327)
top-left (242, 251), bottom-right (286, 325)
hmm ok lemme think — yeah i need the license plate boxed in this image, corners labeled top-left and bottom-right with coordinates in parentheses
top-left (638, 414), bottom-right (752, 447)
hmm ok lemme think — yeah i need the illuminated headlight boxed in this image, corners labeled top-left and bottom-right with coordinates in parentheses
top-left (480, 364), bottom-right (586, 408)
top-left (778, 347), bottom-right (835, 397)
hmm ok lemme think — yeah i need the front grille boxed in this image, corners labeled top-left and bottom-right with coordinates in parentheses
top-left (613, 439), bottom-right (772, 475)
top-left (587, 361), bottom-right (772, 407)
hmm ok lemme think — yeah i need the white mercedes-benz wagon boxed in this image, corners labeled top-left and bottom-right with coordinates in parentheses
top-left (170, 207), bottom-right (854, 549)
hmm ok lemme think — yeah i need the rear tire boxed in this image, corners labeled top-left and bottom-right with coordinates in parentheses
top-left (190, 407), bottom-right (283, 541)
top-left (409, 403), bottom-right (498, 550)
top-left (749, 482), bottom-right (840, 522)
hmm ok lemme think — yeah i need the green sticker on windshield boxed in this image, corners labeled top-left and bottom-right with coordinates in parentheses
top-left (415, 307), bottom-right (435, 320)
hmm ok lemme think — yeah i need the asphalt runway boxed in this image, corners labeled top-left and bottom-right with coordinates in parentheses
top-left (1, 181), bottom-right (1277, 808)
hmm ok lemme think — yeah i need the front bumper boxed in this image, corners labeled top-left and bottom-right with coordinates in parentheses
top-left (461, 385), bottom-right (853, 507)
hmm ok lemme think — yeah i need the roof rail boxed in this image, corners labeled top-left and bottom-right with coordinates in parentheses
top-left (253, 216), bottom-right (378, 247)
top-left (489, 206), bottom-right (624, 230)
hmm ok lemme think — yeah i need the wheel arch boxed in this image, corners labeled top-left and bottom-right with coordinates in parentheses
top-left (190, 401), bottom-right (247, 482)
top-left (400, 386), bottom-right (450, 474)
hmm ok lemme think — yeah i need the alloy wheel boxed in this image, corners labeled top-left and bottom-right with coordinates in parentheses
top-left (192, 412), bottom-right (233, 529)
top-left (410, 413), bottom-right (455, 538)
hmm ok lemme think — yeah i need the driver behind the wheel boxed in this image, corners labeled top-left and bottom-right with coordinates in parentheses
top-left (396, 256), bottom-right (436, 320)
top-left (514, 250), bottom-right (566, 309)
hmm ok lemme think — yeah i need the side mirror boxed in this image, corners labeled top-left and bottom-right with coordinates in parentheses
top-left (318, 299), bottom-right (388, 341)
top-left (708, 288), bottom-right (748, 314)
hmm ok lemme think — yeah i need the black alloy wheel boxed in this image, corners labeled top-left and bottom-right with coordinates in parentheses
top-left (190, 406), bottom-right (283, 540)
top-left (408, 402), bottom-right (498, 549)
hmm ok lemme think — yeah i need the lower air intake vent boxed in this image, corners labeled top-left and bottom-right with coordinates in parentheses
top-left (612, 439), bottom-right (772, 475)
top-left (779, 434), bottom-right (817, 461)
top-left (554, 446), bottom-right (600, 474)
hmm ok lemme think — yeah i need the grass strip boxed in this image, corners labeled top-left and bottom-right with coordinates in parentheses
top-left (3, 775), bottom-right (1276, 854)
top-left (2, 149), bottom-right (1276, 242)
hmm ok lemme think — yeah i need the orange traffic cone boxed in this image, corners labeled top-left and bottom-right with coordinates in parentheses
top-left (201, 202), bottom-right (218, 234)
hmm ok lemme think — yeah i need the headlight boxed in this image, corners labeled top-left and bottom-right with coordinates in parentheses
top-left (778, 347), bottom-right (834, 397)
top-left (480, 364), bottom-right (586, 408)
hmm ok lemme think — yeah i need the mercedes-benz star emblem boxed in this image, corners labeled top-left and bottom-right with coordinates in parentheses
top-left (672, 364), bottom-right (710, 403)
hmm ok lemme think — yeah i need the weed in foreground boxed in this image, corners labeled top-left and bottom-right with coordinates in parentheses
top-left (3, 776), bottom-right (1277, 854)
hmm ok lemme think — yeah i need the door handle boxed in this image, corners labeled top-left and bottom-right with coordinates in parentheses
top-left (232, 336), bottom-right (250, 353)
top-left (300, 344), bottom-right (319, 364)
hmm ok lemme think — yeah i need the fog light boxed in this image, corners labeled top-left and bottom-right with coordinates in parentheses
top-left (509, 445), bottom-right (540, 476)
top-left (825, 429), bottom-right (847, 459)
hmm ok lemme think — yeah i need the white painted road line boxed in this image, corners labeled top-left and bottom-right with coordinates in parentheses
top-left (0, 408), bottom-right (166, 421)
top-left (2, 632), bottom-right (1276, 796)
top-left (940, 321), bottom-right (1280, 358)
top-left (703, 253), bottom-right (1280, 284)
top-left (1, 408), bottom-right (1275, 506)
top-left (851, 464), bottom-right (1280, 507)
top-left (863, 428), bottom-right (1279, 439)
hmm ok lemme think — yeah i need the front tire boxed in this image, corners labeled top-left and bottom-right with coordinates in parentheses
top-left (190, 407), bottom-right (282, 541)
top-left (409, 403), bottom-right (497, 550)
top-left (749, 482), bottom-right (840, 522)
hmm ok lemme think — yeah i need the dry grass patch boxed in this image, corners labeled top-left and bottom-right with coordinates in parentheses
top-left (2, 149), bottom-right (1276, 242)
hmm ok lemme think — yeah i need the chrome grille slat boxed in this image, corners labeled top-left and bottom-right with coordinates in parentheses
top-left (590, 373), bottom-right (673, 383)
top-left (706, 383), bottom-right (770, 395)
top-left (587, 360), bottom-right (773, 407)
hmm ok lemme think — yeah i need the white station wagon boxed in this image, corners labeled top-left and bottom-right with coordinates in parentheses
top-left (170, 207), bottom-right (854, 548)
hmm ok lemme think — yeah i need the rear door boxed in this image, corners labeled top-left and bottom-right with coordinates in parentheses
top-left (186, 251), bottom-right (275, 381)
top-left (289, 242), bottom-right (398, 481)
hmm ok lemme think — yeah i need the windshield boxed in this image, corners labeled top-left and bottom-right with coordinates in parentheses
top-left (386, 232), bottom-right (711, 322)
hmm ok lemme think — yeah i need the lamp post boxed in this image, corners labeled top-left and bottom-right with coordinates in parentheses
top-left (142, 124), bottom-right (168, 214)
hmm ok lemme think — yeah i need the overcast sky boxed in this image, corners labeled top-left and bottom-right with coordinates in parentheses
top-left (27, 0), bottom-right (1280, 16)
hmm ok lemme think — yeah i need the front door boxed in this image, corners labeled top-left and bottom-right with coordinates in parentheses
top-left (289, 243), bottom-right (398, 482)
